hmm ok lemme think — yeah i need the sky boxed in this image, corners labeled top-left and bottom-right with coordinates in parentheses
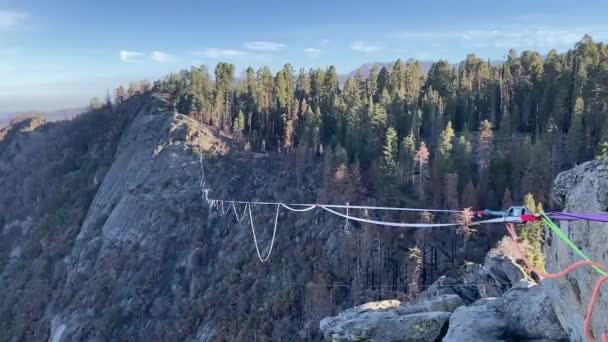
top-left (1, 0), bottom-right (608, 114)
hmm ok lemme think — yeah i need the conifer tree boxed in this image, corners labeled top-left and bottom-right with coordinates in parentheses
top-left (521, 194), bottom-right (545, 271)
top-left (438, 121), bottom-right (455, 171)
top-left (382, 127), bottom-right (398, 176)
top-left (414, 142), bottom-right (430, 204)
top-left (567, 97), bottom-right (585, 165)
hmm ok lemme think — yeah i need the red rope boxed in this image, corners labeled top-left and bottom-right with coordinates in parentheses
top-left (505, 223), bottom-right (607, 342)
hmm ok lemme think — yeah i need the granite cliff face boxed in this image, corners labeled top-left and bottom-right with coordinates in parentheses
top-left (0, 94), bottom-right (507, 341)
top-left (547, 160), bottom-right (608, 341)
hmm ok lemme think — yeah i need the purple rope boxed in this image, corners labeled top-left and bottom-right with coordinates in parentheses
top-left (548, 212), bottom-right (608, 223)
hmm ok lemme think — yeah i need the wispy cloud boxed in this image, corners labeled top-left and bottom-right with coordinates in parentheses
top-left (392, 28), bottom-right (608, 49)
top-left (193, 48), bottom-right (247, 59)
top-left (350, 41), bottom-right (382, 53)
top-left (321, 39), bottom-right (330, 45)
top-left (304, 47), bottom-right (320, 57)
top-left (150, 51), bottom-right (174, 63)
top-left (244, 41), bottom-right (286, 51)
top-left (0, 10), bottom-right (28, 30)
top-left (119, 50), bottom-right (144, 62)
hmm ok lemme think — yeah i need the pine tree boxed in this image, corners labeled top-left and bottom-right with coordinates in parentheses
top-left (453, 133), bottom-right (473, 191)
top-left (567, 97), bottom-right (584, 165)
top-left (407, 247), bottom-right (423, 298)
top-left (399, 132), bottom-right (416, 186)
top-left (478, 119), bottom-right (494, 172)
top-left (438, 121), bottom-right (455, 171)
top-left (382, 127), bottom-right (398, 176)
top-left (191, 65), bottom-right (213, 120)
top-left (115, 85), bottom-right (127, 104)
top-left (214, 62), bottom-right (236, 129)
top-left (236, 110), bottom-right (246, 135)
top-left (414, 142), bottom-right (430, 204)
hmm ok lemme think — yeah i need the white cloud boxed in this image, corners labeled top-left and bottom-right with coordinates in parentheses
top-left (119, 50), bottom-right (144, 62)
top-left (150, 51), bottom-right (174, 63)
top-left (392, 28), bottom-right (608, 50)
top-left (350, 41), bottom-right (382, 53)
top-left (0, 10), bottom-right (28, 30)
top-left (304, 47), bottom-right (320, 58)
top-left (321, 39), bottom-right (330, 45)
top-left (244, 41), bottom-right (286, 51)
top-left (193, 48), bottom-right (246, 59)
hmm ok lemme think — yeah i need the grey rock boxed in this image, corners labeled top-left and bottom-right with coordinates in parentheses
top-left (420, 276), bottom-right (479, 304)
top-left (320, 299), bottom-right (451, 342)
top-left (472, 297), bottom-right (499, 306)
top-left (501, 284), bottom-right (568, 340)
top-left (484, 248), bottom-right (529, 288)
top-left (396, 294), bottom-right (464, 315)
top-left (547, 160), bottom-right (608, 341)
top-left (443, 303), bottom-right (508, 342)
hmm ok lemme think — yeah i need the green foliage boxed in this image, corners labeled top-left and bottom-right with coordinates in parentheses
top-left (597, 142), bottom-right (608, 160)
top-left (382, 127), bottom-right (398, 176)
top-left (438, 121), bottom-right (455, 171)
top-left (520, 194), bottom-right (546, 271)
top-left (235, 110), bottom-right (246, 135)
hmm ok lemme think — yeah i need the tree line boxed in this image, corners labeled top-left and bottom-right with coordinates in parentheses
top-left (105, 35), bottom-right (608, 211)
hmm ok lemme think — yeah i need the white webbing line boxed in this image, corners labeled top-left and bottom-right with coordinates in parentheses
top-left (320, 205), bottom-right (461, 228)
top-left (320, 206), bottom-right (521, 228)
top-left (199, 151), bottom-right (518, 262)
top-left (232, 202), bottom-right (249, 222)
top-left (203, 187), bottom-right (460, 214)
top-left (248, 203), bottom-right (281, 262)
top-left (221, 201), bottom-right (233, 215)
top-left (280, 203), bottom-right (317, 212)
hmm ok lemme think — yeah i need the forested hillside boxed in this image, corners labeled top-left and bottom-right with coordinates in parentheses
top-left (105, 35), bottom-right (608, 211)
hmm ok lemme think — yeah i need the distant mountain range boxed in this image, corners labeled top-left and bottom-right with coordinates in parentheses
top-left (339, 59), bottom-right (502, 85)
top-left (338, 61), bottom-right (449, 86)
top-left (0, 107), bottom-right (86, 129)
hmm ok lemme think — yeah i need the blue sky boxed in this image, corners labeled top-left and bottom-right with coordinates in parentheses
top-left (1, 0), bottom-right (608, 113)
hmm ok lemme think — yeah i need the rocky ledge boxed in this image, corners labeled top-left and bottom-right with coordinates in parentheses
top-left (320, 249), bottom-right (567, 341)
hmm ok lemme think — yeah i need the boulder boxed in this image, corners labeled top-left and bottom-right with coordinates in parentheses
top-left (419, 276), bottom-right (479, 304)
top-left (443, 303), bottom-right (508, 342)
top-left (484, 249), bottom-right (529, 289)
top-left (396, 294), bottom-right (464, 315)
top-left (547, 160), bottom-right (608, 341)
top-left (319, 296), bottom-right (459, 341)
top-left (501, 283), bottom-right (568, 340)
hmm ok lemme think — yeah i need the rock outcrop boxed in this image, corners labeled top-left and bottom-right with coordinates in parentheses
top-left (443, 302), bottom-right (507, 342)
top-left (322, 280), bottom-right (568, 341)
top-left (547, 160), bottom-right (608, 341)
top-left (320, 294), bottom-right (465, 341)
top-left (321, 249), bottom-right (568, 341)
top-left (501, 283), bottom-right (568, 340)
top-left (319, 298), bottom-right (453, 342)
